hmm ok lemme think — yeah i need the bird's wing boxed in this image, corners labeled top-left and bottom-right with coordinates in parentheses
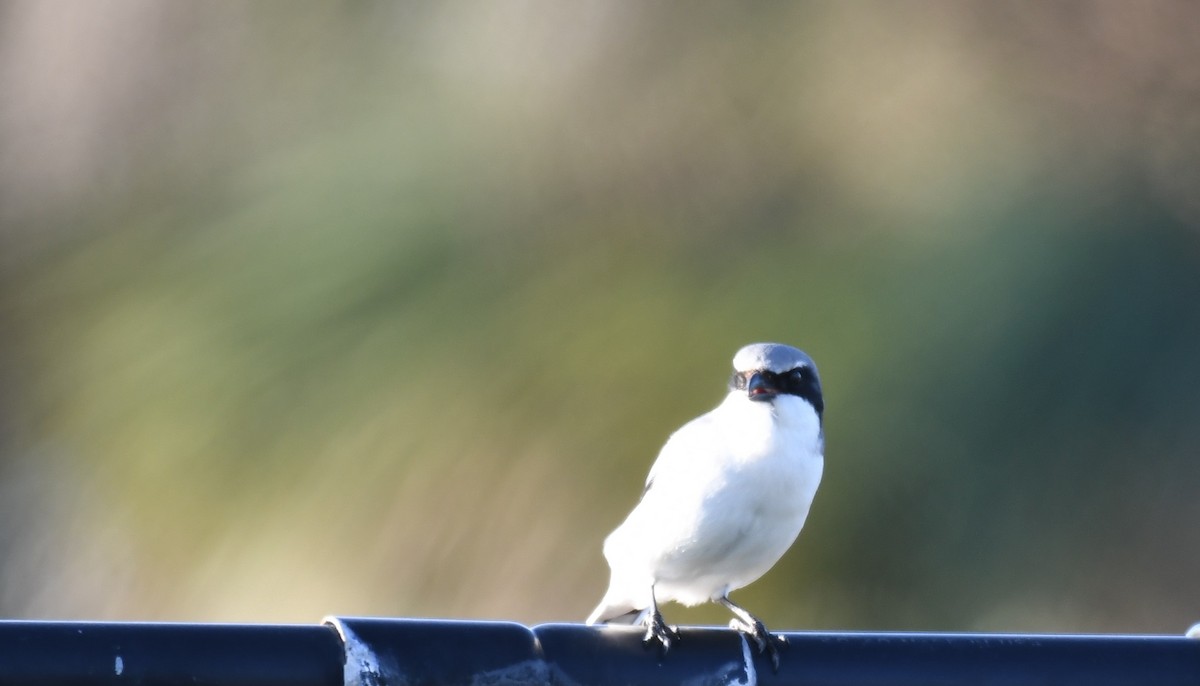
top-left (641, 409), bottom-right (721, 498)
top-left (602, 405), bottom-right (755, 606)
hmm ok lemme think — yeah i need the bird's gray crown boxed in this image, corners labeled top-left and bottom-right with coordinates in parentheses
top-left (732, 342), bottom-right (815, 374)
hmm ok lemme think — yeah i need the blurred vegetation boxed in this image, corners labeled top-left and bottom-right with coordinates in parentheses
top-left (1, 2), bottom-right (1199, 633)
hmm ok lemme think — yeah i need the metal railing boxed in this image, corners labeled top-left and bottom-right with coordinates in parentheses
top-left (0, 617), bottom-right (1196, 685)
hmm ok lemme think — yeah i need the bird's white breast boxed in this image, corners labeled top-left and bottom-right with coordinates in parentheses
top-left (603, 392), bottom-right (824, 607)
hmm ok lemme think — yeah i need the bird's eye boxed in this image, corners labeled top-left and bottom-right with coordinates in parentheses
top-left (790, 368), bottom-right (804, 381)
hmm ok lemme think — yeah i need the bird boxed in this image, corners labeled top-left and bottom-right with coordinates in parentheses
top-left (586, 342), bottom-right (824, 670)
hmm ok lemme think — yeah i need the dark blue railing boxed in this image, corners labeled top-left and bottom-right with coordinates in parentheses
top-left (0, 617), bottom-right (1196, 685)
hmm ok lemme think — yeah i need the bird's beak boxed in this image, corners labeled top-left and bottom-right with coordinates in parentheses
top-left (747, 372), bottom-right (778, 401)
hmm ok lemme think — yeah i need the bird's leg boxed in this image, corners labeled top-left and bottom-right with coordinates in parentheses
top-left (642, 585), bottom-right (679, 655)
top-left (718, 595), bottom-right (786, 672)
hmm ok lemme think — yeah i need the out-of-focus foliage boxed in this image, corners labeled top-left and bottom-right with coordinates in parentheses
top-left (1, 2), bottom-right (1199, 632)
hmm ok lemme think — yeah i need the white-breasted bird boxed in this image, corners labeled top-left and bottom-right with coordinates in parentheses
top-left (586, 342), bottom-right (824, 669)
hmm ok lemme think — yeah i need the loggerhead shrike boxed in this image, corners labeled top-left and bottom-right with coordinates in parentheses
top-left (586, 343), bottom-right (824, 670)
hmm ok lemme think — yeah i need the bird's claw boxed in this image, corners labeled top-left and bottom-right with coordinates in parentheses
top-left (729, 618), bottom-right (787, 672)
top-left (643, 611), bottom-right (680, 655)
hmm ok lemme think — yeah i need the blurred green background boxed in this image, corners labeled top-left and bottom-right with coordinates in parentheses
top-left (1, 2), bottom-right (1198, 633)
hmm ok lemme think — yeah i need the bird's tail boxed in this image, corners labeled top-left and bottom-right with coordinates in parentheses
top-left (586, 599), bottom-right (647, 625)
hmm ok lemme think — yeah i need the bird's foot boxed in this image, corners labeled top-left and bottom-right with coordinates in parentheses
top-left (729, 618), bottom-right (787, 672)
top-left (643, 611), bottom-right (680, 655)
